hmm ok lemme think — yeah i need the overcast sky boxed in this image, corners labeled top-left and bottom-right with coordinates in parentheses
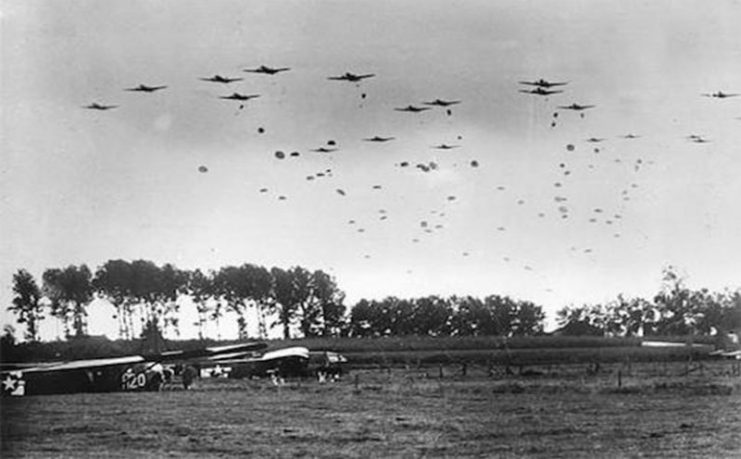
top-left (2, 0), bottom-right (740, 340)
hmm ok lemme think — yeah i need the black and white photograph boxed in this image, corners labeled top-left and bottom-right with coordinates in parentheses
top-left (1, 0), bottom-right (740, 457)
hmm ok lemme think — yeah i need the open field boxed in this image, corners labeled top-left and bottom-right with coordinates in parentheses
top-left (2, 361), bottom-right (740, 458)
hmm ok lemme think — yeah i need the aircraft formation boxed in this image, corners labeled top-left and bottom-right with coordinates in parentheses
top-left (82, 67), bottom-right (739, 288)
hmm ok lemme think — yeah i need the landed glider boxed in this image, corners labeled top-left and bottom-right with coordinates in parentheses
top-left (220, 346), bottom-right (349, 379)
top-left (1, 342), bottom-right (267, 397)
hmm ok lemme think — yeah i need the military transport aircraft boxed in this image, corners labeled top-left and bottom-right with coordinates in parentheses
top-left (125, 84), bottom-right (168, 93)
top-left (0, 342), bottom-right (266, 397)
top-left (422, 99), bottom-right (461, 107)
top-left (519, 79), bottom-right (568, 88)
top-left (84, 102), bottom-right (118, 110)
top-left (395, 105), bottom-right (431, 113)
top-left (200, 75), bottom-right (244, 84)
top-left (701, 91), bottom-right (739, 99)
top-left (557, 103), bottom-right (596, 111)
top-left (219, 92), bottom-right (261, 101)
top-left (244, 65), bottom-right (291, 75)
top-left (519, 87), bottom-right (564, 96)
top-left (327, 72), bottom-right (375, 82)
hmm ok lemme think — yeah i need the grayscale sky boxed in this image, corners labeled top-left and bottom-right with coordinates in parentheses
top-left (2, 0), bottom-right (740, 339)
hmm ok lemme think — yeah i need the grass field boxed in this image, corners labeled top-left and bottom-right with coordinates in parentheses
top-left (341, 345), bottom-right (715, 368)
top-left (2, 360), bottom-right (740, 458)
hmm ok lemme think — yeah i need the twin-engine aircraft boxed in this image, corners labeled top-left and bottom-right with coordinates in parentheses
top-left (327, 72), bottom-right (375, 82)
top-left (1, 342), bottom-right (266, 397)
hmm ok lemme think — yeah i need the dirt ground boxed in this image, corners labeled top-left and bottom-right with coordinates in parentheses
top-left (2, 361), bottom-right (740, 458)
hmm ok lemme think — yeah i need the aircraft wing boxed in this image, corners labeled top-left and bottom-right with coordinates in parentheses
top-left (0, 362), bottom-right (66, 372)
top-left (710, 349), bottom-right (741, 359)
top-left (153, 342), bottom-right (268, 362)
top-left (13, 356), bottom-right (146, 374)
top-left (202, 351), bottom-right (261, 362)
top-left (4, 342), bottom-right (265, 373)
top-left (209, 346), bottom-right (310, 364)
top-left (260, 346), bottom-right (310, 361)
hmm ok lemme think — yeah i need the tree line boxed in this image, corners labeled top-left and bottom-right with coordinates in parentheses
top-left (348, 295), bottom-right (545, 337)
top-left (556, 267), bottom-right (741, 337)
top-left (8, 262), bottom-right (739, 344)
top-left (8, 260), bottom-right (346, 342)
top-left (7, 259), bottom-right (550, 343)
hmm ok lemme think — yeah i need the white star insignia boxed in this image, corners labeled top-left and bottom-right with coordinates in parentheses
top-left (2, 374), bottom-right (18, 391)
top-left (2, 372), bottom-right (25, 396)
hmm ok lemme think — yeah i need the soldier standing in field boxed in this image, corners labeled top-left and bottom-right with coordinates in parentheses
top-left (182, 365), bottom-right (198, 390)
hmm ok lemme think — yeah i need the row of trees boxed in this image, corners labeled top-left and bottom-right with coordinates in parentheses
top-left (8, 260), bottom-right (549, 343)
top-left (8, 260), bottom-right (345, 342)
top-left (556, 267), bottom-right (741, 336)
top-left (349, 295), bottom-right (545, 337)
top-left (9, 263), bottom-right (738, 343)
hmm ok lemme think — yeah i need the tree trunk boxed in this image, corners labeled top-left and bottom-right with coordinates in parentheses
top-left (257, 304), bottom-right (267, 339)
top-left (283, 316), bottom-right (290, 340)
top-left (72, 302), bottom-right (87, 337)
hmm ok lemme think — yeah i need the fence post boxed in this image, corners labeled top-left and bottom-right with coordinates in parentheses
top-left (618, 370), bottom-right (622, 388)
top-left (685, 356), bottom-right (690, 376)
